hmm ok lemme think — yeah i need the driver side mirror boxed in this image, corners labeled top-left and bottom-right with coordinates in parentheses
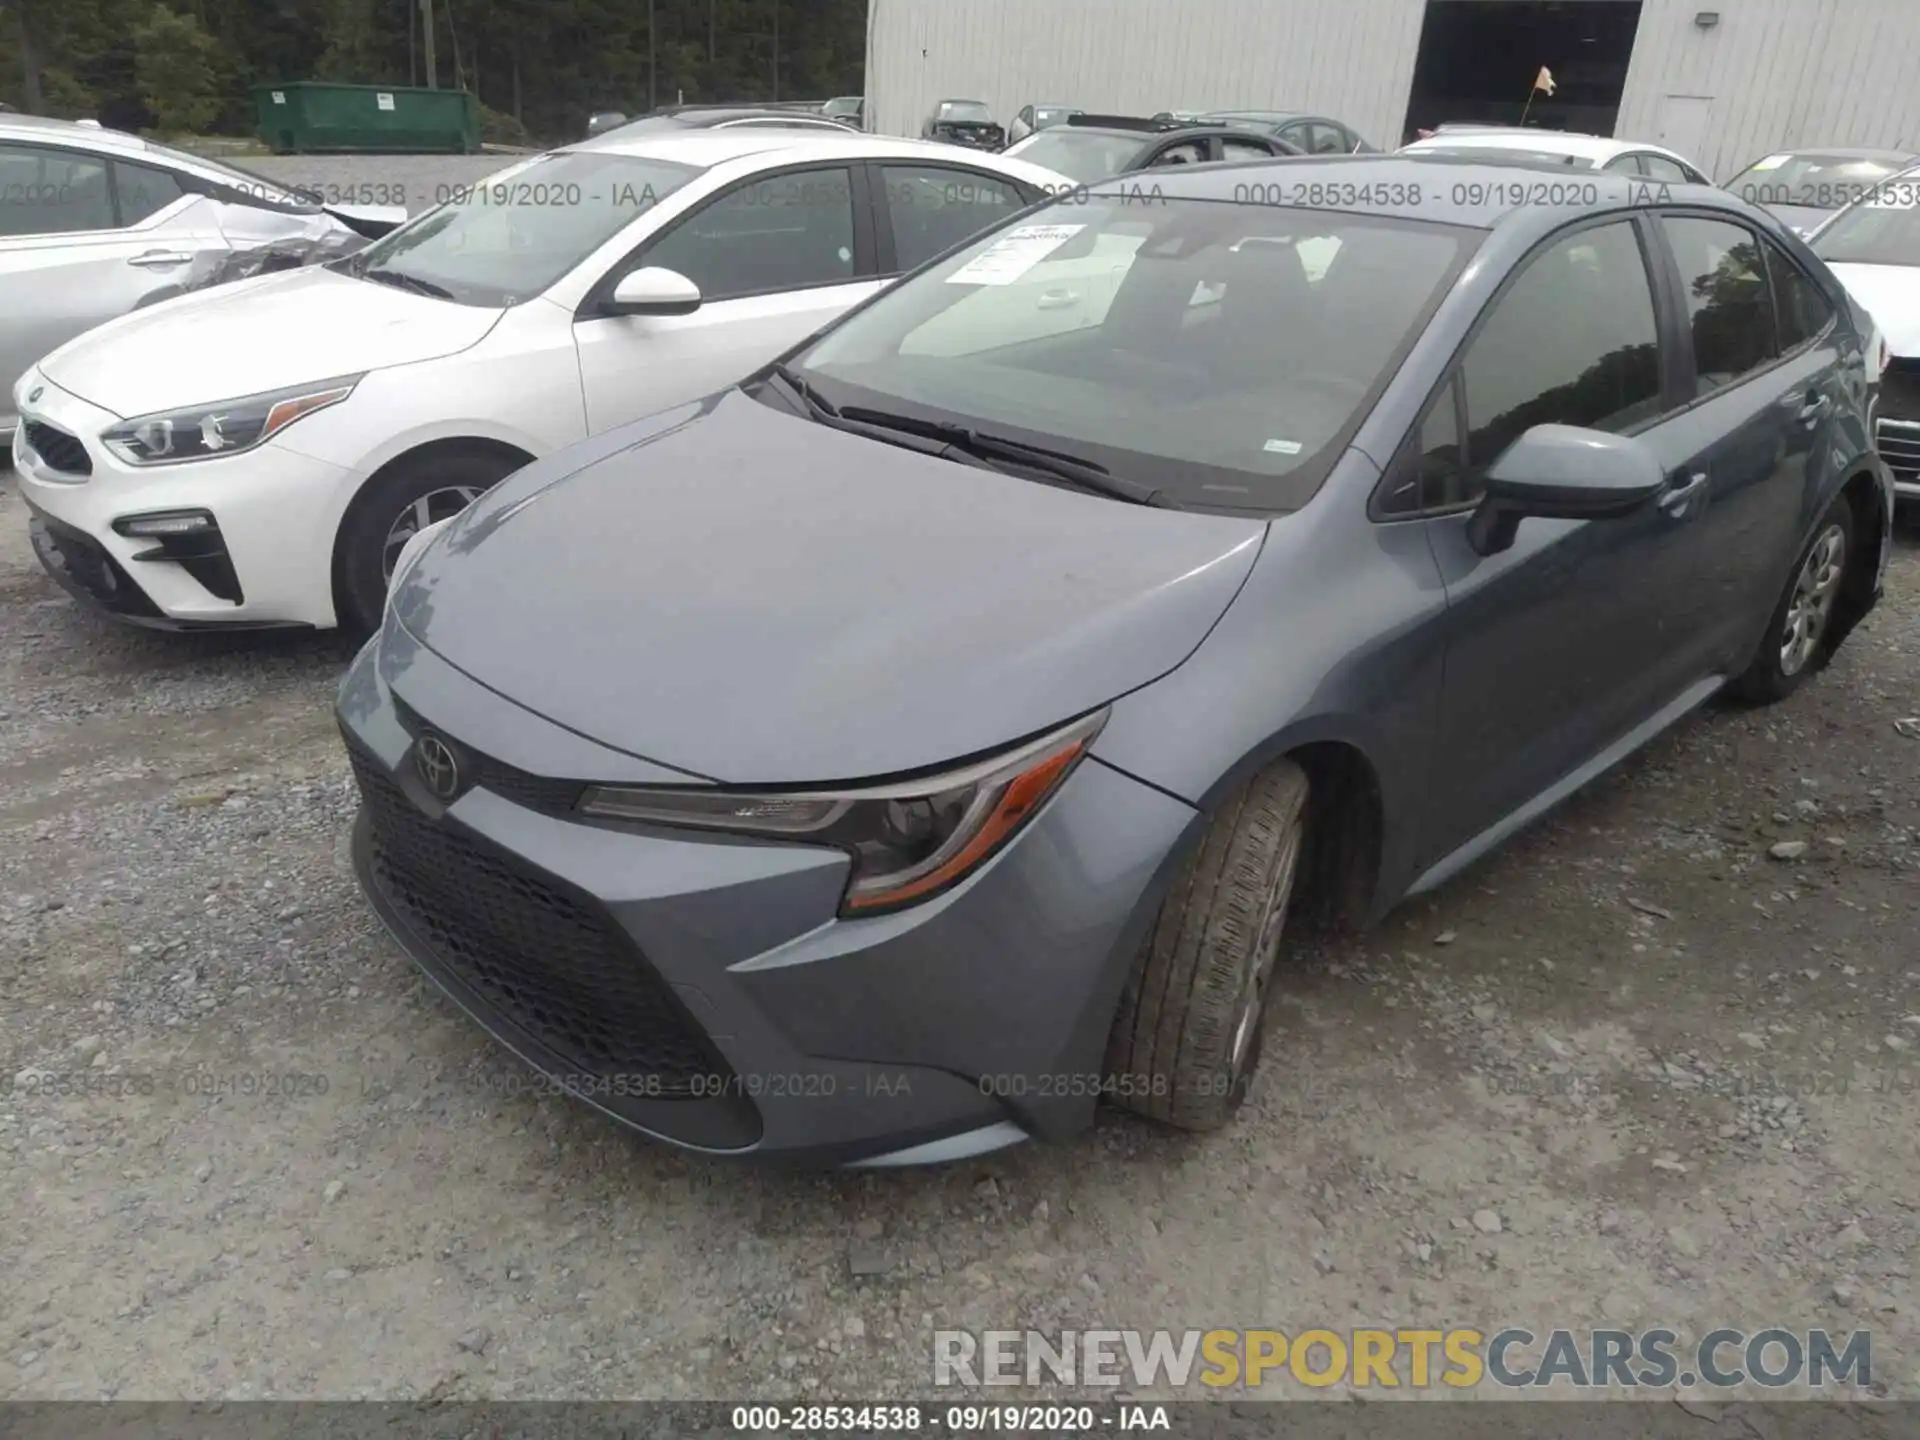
top-left (601, 266), bottom-right (703, 317)
top-left (1466, 424), bottom-right (1666, 556)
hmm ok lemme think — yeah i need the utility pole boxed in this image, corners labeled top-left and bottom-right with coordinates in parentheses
top-left (421, 0), bottom-right (438, 89)
top-left (770, 0), bottom-right (778, 100)
top-left (708, 0), bottom-right (715, 64)
top-left (648, 0), bottom-right (656, 111)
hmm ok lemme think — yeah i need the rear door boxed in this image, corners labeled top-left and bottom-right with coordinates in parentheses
top-left (0, 143), bottom-right (224, 413)
top-left (1646, 210), bottom-right (1843, 666)
top-left (572, 162), bottom-right (885, 432)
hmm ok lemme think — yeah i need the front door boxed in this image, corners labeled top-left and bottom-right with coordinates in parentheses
top-left (1414, 216), bottom-right (1715, 865)
top-left (573, 164), bottom-right (885, 433)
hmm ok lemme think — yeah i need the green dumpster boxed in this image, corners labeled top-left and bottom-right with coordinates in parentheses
top-left (253, 83), bottom-right (480, 155)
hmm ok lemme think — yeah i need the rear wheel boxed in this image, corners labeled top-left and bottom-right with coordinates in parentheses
top-left (1105, 759), bottom-right (1310, 1131)
top-left (333, 448), bottom-right (520, 633)
top-left (1728, 496), bottom-right (1854, 704)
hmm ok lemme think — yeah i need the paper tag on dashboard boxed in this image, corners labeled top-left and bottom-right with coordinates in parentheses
top-left (946, 224), bottom-right (1085, 285)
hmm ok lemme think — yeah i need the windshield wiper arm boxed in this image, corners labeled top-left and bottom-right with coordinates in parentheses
top-left (765, 361), bottom-right (842, 420)
top-left (838, 406), bottom-right (1179, 508)
top-left (359, 266), bottom-right (454, 300)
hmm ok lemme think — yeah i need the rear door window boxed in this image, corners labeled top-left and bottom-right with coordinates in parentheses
top-left (1660, 215), bottom-right (1780, 395)
top-left (112, 160), bottom-right (187, 225)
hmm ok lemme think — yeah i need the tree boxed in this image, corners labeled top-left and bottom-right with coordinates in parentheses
top-left (130, 3), bottom-right (220, 132)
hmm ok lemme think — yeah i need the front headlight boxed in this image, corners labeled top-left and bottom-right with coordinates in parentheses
top-left (100, 375), bottom-right (363, 466)
top-left (578, 709), bottom-right (1108, 916)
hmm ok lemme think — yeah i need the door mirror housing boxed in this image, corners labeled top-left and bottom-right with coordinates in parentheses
top-left (1466, 424), bottom-right (1666, 556)
top-left (602, 266), bottom-right (703, 317)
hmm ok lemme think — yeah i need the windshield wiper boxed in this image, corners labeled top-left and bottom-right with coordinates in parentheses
top-left (766, 361), bottom-right (841, 420)
top-left (359, 266), bottom-right (454, 300)
top-left (839, 406), bottom-right (1179, 508)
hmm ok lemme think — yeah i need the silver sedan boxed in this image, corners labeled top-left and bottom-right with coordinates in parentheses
top-left (0, 114), bottom-right (402, 436)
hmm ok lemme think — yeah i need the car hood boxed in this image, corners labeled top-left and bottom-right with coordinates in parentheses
top-left (1825, 261), bottom-right (1920, 356)
top-left (394, 389), bottom-right (1267, 785)
top-left (36, 265), bottom-right (503, 417)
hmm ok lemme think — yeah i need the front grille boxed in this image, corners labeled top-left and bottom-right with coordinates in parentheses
top-left (1879, 360), bottom-right (1920, 423)
top-left (349, 745), bottom-right (731, 1096)
top-left (1876, 418), bottom-right (1920, 487)
top-left (23, 420), bottom-right (92, 476)
top-left (391, 695), bottom-right (584, 814)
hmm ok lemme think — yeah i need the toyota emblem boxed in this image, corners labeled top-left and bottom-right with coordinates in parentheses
top-left (27, 385), bottom-right (43, 404)
top-left (413, 733), bottom-right (461, 801)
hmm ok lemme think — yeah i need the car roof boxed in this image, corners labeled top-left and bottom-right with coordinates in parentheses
top-left (1401, 129), bottom-right (1669, 164)
top-left (0, 114), bottom-right (148, 148)
top-left (566, 128), bottom-right (1070, 183)
top-left (1075, 153), bottom-right (1727, 229)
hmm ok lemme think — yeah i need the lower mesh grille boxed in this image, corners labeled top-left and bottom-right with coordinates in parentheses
top-left (349, 745), bottom-right (731, 1096)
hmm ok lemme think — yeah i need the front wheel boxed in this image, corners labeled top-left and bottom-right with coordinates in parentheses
top-left (1104, 759), bottom-right (1310, 1131)
top-left (333, 449), bottom-right (519, 633)
top-left (1728, 496), bottom-right (1854, 704)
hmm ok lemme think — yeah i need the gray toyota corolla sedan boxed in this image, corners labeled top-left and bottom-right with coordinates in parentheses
top-left (337, 156), bottom-right (1896, 1167)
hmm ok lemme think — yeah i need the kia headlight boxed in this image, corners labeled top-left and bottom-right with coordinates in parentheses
top-left (101, 376), bottom-right (363, 466)
top-left (578, 710), bottom-right (1107, 916)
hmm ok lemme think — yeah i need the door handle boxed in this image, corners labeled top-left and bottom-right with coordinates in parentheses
top-left (128, 249), bottom-right (193, 267)
top-left (1036, 288), bottom-right (1081, 309)
top-left (1794, 393), bottom-right (1831, 425)
top-left (1657, 471), bottom-right (1709, 518)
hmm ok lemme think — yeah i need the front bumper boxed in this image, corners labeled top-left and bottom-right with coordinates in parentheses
top-left (336, 624), bottom-right (1198, 1165)
top-left (12, 372), bottom-right (355, 628)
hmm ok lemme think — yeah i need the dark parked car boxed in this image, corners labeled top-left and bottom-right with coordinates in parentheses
top-left (596, 105), bottom-right (857, 140)
top-left (1004, 113), bottom-right (1302, 184)
top-left (1724, 147), bottom-right (1920, 236)
top-left (922, 99), bottom-right (1004, 150)
top-left (1201, 109), bottom-right (1376, 153)
top-left (340, 155), bottom-right (1894, 1167)
top-left (1007, 102), bottom-right (1084, 145)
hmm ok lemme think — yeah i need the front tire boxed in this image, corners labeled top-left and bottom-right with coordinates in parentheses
top-left (1728, 496), bottom-right (1854, 705)
top-left (333, 448), bottom-right (519, 634)
top-left (1105, 759), bottom-right (1310, 1131)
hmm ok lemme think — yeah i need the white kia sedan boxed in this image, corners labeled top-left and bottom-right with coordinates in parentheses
top-left (12, 130), bottom-right (1069, 632)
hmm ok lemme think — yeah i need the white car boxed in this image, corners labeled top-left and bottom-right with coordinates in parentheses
top-left (12, 130), bottom-right (1070, 632)
top-left (1, 113), bottom-right (405, 437)
top-left (1399, 127), bottom-right (1711, 185)
top-left (1807, 166), bottom-right (1920, 504)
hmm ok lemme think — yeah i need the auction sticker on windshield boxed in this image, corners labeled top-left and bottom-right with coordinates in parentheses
top-left (946, 224), bottom-right (1086, 285)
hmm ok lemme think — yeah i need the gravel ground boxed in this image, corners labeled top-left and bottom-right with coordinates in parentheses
top-left (2, 447), bottom-right (1918, 1404)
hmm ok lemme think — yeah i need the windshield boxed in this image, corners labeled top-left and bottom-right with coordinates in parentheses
top-left (344, 150), bottom-right (697, 306)
top-left (1810, 176), bottom-right (1920, 266)
top-left (785, 196), bottom-right (1475, 513)
top-left (937, 102), bottom-right (994, 124)
top-left (1411, 144), bottom-right (1594, 169)
top-left (1007, 129), bottom-right (1145, 183)
top-left (1726, 152), bottom-right (1911, 209)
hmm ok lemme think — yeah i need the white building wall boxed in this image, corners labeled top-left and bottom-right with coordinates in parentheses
top-left (863, 0), bottom-right (1428, 149)
top-left (1618, 0), bottom-right (1920, 181)
top-left (863, 0), bottom-right (1920, 184)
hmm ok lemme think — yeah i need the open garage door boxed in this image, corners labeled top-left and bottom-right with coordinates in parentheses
top-left (1403, 0), bottom-right (1644, 145)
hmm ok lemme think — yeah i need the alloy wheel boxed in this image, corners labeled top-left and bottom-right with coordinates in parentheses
top-left (1227, 813), bottom-right (1306, 1078)
top-left (381, 486), bottom-right (486, 583)
top-left (1779, 523), bottom-right (1847, 678)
